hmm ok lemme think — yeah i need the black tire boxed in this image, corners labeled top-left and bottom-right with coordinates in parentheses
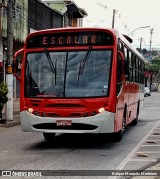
top-left (112, 130), bottom-right (123, 142)
top-left (130, 101), bottom-right (139, 126)
top-left (131, 115), bottom-right (138, 126)
top-left (43, 133), bottom-right (56, 142)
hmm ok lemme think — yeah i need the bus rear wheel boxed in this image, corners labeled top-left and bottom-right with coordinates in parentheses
top-left (130, 116), bottom-right (138, 126)
top-left (130, 101), bottom-right (139, 126)
top-left (43, 133), bottom-right (56, 142)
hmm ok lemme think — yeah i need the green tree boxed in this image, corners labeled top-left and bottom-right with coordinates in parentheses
top-left (0, 83), bottom-right (8, 118)
top-left (145, 57), bottom-right (160, 85)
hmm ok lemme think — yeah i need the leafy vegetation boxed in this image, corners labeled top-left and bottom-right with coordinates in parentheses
top-left (0, 82), bottom-right (8, 118)
top-left (145, 56), bottom-right (160, 85)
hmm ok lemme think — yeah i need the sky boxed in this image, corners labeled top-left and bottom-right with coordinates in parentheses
top-left (74, 0), bottom-right (160, 50)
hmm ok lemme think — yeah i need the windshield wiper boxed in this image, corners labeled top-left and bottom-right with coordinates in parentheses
top-left (77, 46), bottom-right (92, 86)
top-left (35, 55), bottom-right (52, 72)
top-left (44, 49), bottom-right (57, 85)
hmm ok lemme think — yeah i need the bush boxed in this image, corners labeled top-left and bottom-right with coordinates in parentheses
top-left (0, 82), bottom-right (8, 118)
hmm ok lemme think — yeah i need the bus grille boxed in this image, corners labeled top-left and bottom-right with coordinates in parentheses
top-left (44, 104), bottom-right (84, 107)
top-left (33, 123), bottom-right (97, 130)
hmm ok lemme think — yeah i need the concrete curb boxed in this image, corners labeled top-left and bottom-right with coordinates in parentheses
top-left (0, 120), bottom-right (21, 128)
top-left (0, 118), bottom-right (20, 128)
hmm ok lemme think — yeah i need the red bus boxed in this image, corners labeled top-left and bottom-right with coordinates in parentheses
top-left (14, 27), bottom-right (145, 142)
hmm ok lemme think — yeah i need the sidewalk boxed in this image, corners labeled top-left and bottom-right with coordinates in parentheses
top-left (125, 92), bottom-right (160, 179)
top-left (0, 98), bottom-right (20, 128)
top-left (131, 163), bottom-right (160, 179)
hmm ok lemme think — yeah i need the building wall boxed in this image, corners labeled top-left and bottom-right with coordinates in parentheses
top-left (44, 1), bottom-right (86, 28)
top-left (28, 0), bottom-right (63, 32)
top-left (47, 2), bottom-right (66, 12)
top-left (0, 0), bottom-right (28, 85)
top-left (1, 0), bottom-right (28, 42)
top-left (73, 18), bottom-right (78, 27)
top-left (1, 0), bottom-right (63, 45)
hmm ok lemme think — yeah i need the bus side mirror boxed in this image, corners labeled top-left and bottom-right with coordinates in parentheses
top-left (14, 49), bottom-right (24, 81)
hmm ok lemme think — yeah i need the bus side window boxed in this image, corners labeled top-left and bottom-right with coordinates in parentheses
top-left (135, 56), bottom-right (138, 82)
top-left (141, 62), bottom-right (145, 84)
top-left (117, 48), bottom-right (123, 95)
top-left (124, 47), bottom-right (129, 80)
top-left (118, 41), bottom-right (124, 53)
top-left (132, 53), bottom-right (136, 82)
top-left (128, 51), bottom-right (133, 82)
top-left (117, 42), bottom-right (124, 82)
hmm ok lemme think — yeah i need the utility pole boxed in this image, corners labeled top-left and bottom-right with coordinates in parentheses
top-left (139, 37), bottom-right (143, 53)
top-left (150, 28), bottom-right (154, 52)
top-left (6, 0), bottom-right (14, 121)
top-left (112, 9), bottom-right (116, 28)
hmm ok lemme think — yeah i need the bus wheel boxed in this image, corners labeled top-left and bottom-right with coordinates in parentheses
top-left (130, 102), bottom-right (139, 126)
top-left (43, 133), bottom-right (56, 142)
top-left (130, 116), bottom-right (138, 126)
top-left (113, 117), bottom-right (126, 142)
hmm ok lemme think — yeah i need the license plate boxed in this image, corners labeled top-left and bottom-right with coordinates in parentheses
top-left (56, 120), bottom-right (72, 126)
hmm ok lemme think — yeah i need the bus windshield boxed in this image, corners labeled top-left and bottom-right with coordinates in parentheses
top-left (25, 49), bottom-right (112, 98)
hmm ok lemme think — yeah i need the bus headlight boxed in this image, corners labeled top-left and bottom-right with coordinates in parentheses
top-left (98, 108), bottom-right (105, 113)
top-left (83, 113), bottom-right (88, 117)
top-left (28, 108), bottom-right (33, 113)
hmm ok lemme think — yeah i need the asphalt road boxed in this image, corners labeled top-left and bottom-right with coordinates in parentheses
top-left (0, 92), bottom-right (160, 179)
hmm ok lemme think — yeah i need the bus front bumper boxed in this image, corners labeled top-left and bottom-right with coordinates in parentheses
top-left (20, 110), bottom-right (115, 134)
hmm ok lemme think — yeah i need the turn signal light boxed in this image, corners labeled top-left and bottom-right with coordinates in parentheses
top-left (83, 113), bottom-right (88, 117)
top-left (42, 112), bottom-right (46, 117)
top-left (92, 111), bottom-right (97, 116)
top-left (34, 111), bottom-right (39, 116)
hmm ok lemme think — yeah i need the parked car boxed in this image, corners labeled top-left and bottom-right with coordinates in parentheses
top-left (144, 87), bottom-right (151, 97)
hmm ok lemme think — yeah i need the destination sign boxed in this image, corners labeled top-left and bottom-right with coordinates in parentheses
top-left (26, 31), bottom-right (114, 48)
